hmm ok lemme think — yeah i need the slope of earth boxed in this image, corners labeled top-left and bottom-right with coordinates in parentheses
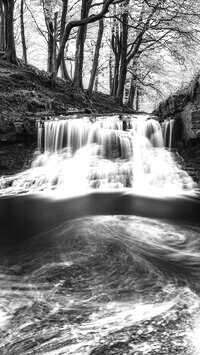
top-left (0, 143), bottom-right (36, 176)
top-left (0, 59), bottom-right (131, 127)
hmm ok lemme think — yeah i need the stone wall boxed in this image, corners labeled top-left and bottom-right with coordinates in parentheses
top-left (181, 103), bottom-right (196, 142)
top-left (154, 73), bottom-right (200, 145)
top-left (191, 110), bottom-right (200, 136)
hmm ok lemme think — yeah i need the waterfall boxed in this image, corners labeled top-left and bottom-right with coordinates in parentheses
top-left (0, 114), bottom-right (195, 195)
top-left (162, 120), bottom-right (169, 147)
top-left (169, 118), bottom-right (175, 150)
top-left (42, 116), bottom-right (123, 154)
top-left (162, 118), bottom-right (175, 149)
top-left (41, 116), bottom-right (163, 154)
top-left (37, 121), bottom-right (43, 151)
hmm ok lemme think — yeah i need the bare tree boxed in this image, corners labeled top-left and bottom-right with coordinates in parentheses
top-left (111, 0), bottom-right (200, 106)
top-left (55, 0), bottom-right (125, 84)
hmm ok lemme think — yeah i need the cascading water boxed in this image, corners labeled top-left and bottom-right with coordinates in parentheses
top-left (162, 118), bottom-right (175, 150)
top-left (33, 115), bottom-right (194, 193)
top-left (37, 121), bottom-right (43, 151)
top-left (0, 114), bottom-right (200, 355)
top-left (169, 118), bottom-right (175, 150)
top-left (0, 115), bottom-right (194, 195)
top-left (162, 119), bottom-right (169, 147)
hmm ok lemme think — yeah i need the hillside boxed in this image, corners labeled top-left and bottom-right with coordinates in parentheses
top-left (0, 59), bottom-right (132, 133)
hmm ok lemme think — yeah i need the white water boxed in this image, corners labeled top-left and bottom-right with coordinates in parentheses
top-left (0, 115), bottom-right (195, 196)
top-left (162, 118), bottom-right (175, 150)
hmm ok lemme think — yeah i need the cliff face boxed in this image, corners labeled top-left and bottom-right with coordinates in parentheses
top-left (154, 72), bottom-right (200, 145)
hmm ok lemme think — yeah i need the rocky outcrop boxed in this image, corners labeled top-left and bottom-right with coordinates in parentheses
top-left (154, 73), bottom-right (200, 146)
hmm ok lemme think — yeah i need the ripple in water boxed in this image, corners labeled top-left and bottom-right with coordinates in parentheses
top-left (0, 216), bottom-right (200, 354)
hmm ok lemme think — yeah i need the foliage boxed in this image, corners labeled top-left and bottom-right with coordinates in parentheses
top-left (3, 0), bottom-right (200, 109)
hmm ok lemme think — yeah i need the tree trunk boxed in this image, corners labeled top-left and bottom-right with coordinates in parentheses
top-left (115, 1), bottom-right (129, 105)
top-left (127, 81), bottom-right (136, 109)
top-left (60, 0), bottom-right (68, 39)
top-left (94, 75), bottom-right (99, 92)
top-left (3, 0), bottom-right (17, 64)
top-left (61, 57), bottom-right (71, 81)
top-left (47, 19), bottom-right (54, 72)
top-left (0, 0), bottom-right (5, 51)
top-left (136, 87), bottom-right (140, 111)
top-left (87, 17), bottom-right (104, 97)
top-left (59, 0), bottom-right (71, 81)
top-left (109, 51), bottom-right (113, 95)
top-left (42, 0), bottom-right (55, 73)
top-left (112, 55), bottom-right (120, 96)
top-left (72, 0), bottom-right (93, 90)
top-left (20, 0), bottom-right (27, 64)
top-left (110, 9), bottom-right (121, 97)
top-left (52, 12), bottom-right (57, 74)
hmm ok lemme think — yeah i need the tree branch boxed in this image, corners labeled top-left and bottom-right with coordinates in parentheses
top-left (56, 0), bottom-right (124, 72)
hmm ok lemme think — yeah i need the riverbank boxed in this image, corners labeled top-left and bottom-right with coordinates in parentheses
top-left (0, 143), bottom-right (36, 177)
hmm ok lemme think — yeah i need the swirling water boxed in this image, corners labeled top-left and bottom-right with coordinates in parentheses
top-left (1, 215), bottom-right (200, 354)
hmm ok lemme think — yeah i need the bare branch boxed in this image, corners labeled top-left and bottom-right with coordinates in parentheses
top-left (56, 0), bottom-right (124, 72)
top-left (26, 2), bottom-right (47, 42)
